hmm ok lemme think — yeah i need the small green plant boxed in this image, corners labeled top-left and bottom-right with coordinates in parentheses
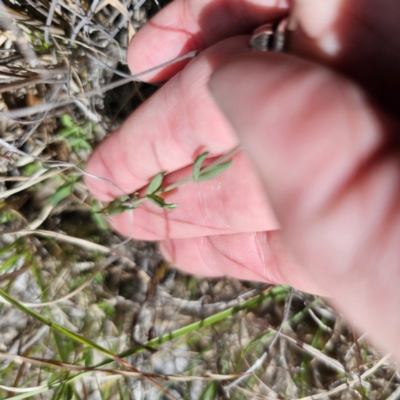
top-left (51, 174), bottom-right (81, 207)
top-left (57, 115), bottom-right (93, 153)
top-left (101, 147), bottom-right (238, 216)
top-left (22, 161), bottom-right (43, 176)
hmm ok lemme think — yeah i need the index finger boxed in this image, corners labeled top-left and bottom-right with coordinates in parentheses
top-left (85, 36), bottom-right (249, 201)
top-left (128, 0), bottom-right (290, 81)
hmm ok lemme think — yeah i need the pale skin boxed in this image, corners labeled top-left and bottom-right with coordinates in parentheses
top-left (86, 0), bottom-right (400, 360)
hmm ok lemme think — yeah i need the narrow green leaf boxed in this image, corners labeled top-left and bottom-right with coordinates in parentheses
top-left (147, 194), bottom-right (165, 207)
top-left (60, 114), bottom-right (73, 128)
top-left (102, 196), bottom-right (132, 216)
top-left (0, 241), bottom-right (18, 257)
top-left (147, 194), bottom-right (178, 209)
top-left (197, 160), bottom-right (233, 182)
top-left (0, 288), bottom-right (116, 359)
top-left (65, 385), bottom-right (74, 400)
top-left (192, 152), bottom-right (209, 182)
top-left (57, 127), bottom-right (79, 138)
top-left (146, 172), bottom-right (164, 195)
top-left (67, 138), bottom-right (92, 151)
top-left (53, 331), bottom-right (69, 362)
top-left (0, 254), bottom-right (21, 273)
top-left (91, 199), bottom-right (109, 227)
top-left (51, 183), bottom-right (74, 206)
top-left (67, 138), bottom-right (82, 146)
top-left (91, 212), bottom-right (109, 229)
top-left (162, 202), bottom-right (178, 210)
top-left (105, 205), bottom-right (131, 216)
top-left (199, 381), bottom-right (218, 400)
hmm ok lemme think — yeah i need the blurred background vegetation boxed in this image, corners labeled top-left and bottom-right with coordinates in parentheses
top-left (0, 0), bottom-right (398, 398)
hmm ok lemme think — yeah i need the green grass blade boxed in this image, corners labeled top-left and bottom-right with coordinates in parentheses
top-left (0, 288), bottom-right (117, 360)
top-left (122, 285), bottom-right (289, 357)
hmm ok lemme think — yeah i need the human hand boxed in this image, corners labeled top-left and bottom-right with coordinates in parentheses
top-left (85, 0), bottom-right (303, 286)
top-left (86, 0), bottom-right (400, 359)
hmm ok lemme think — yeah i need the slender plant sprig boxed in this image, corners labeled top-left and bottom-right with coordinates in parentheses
top-left (103, 145), bottom-right (241, 216)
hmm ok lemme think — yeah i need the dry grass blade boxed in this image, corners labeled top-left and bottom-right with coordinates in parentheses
top-left (0, 353), bottom-right (239, 382)
top-left (0, 1), bottom-right (39, 65)
top-left (79, 51), bottom-right (197, 97)
top-left (44, 0), bottom-right (59, 44)
top-left (270, 327), bottom-right (346, 374)
top-left (26, 203), bottom-right (54, 229)
top-left (3, 228), bottom-right (139, 268)
top-left (159, 284), bottom-right (269, 316)
top-left (292, 354), bottom-right (392, 400)
top-left (224, 288), bottom-right (294, 391)
top-left (0, 384), bottom-right (48, 394)
top-left (0, 169), bottom-right (65, 199)
top-left (0, 267), bottom-right (94, 307)
top-left (387, 383), bottom-right (400, 400)
top-left (308, 308), bottom-right (333, 333)
top-left (96, 0), bottom-right (135, 41)
top-left (0, 137), bottom-right (129, 196)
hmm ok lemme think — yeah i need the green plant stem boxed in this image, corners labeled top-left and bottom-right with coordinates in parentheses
top-left (118, 284), bottom-right (288, 358)
top-left (122, 145), bottom-right (242, 209)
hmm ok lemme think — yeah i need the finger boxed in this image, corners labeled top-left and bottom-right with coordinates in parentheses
top-left (290, 0), bottom-right (400, 115)
top-left (127, 0), bottom-right (289, 82)
top-left (86, 36), bottom-right (249, 202)
top-left (210, 53), bottom-right (400, 359)
top-left (108, 152), bottom-right (279, 240)
top-left (159, 231), bottom-right (321, 294)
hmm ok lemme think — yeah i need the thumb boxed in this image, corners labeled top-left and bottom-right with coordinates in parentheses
top-left (209, 52), bottom-right (400, 360)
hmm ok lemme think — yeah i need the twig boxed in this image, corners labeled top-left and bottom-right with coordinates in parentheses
top-left (0, 51), bottom-right (198, 119)
top-left (291, 354), bottom-right (392, 400)
top-left (70, 0), bottom-right (101, 45)
top-left (0, 353), bottom-right (240, 382)
top-left (79, 50), bottom-right (197, 97)
top-left (45, 0), bottom-right (59, 44)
